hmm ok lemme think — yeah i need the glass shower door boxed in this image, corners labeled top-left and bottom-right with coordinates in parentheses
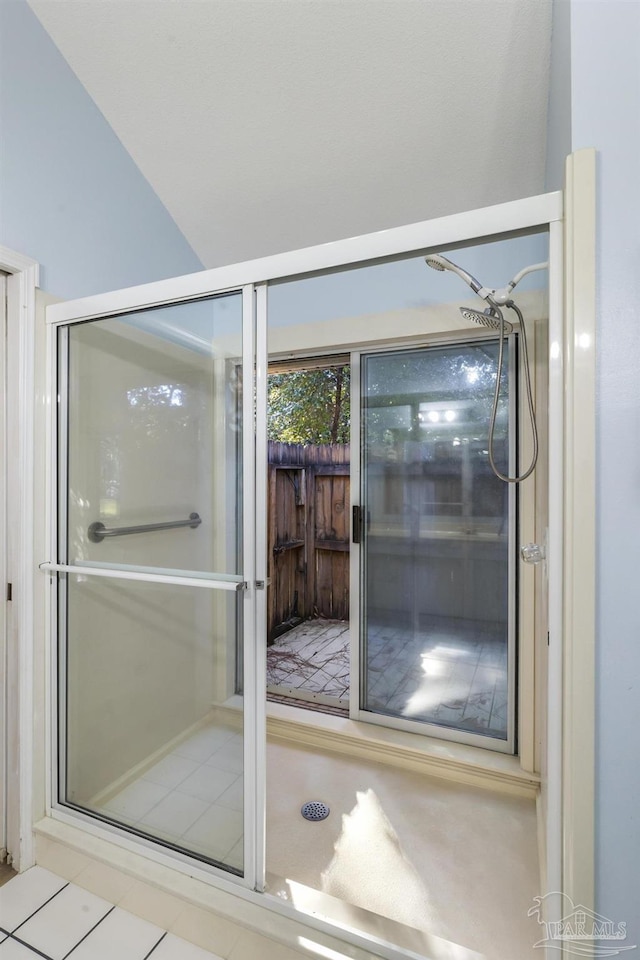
top-left (358, 340), bottom-right (515, 751)
top-left (55, 291), bottom-right (258, 879)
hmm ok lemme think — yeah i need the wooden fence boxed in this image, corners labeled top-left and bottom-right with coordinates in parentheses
top-left (268, 442), bottom-right (350, 642)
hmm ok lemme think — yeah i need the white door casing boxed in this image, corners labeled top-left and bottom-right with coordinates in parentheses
top-left (0, 273), bottom-right (6, 860)
top-left (0, 247), bottom-right (40, 872)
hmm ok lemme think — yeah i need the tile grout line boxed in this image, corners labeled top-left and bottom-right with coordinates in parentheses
top-left (118, 780), bottom-right (243, 869)
top-left (144, 735), bottom-right (237, 793)
top-left (105, 736), bottom-right (239, 827)
top-left (9, 933), bottom-right (55, 960)
top-left (130, 766), bottom-right (243, 850)
top-left (142, 931), bottom-right (167, 959)
top-left (60, 904), bottom-right (116, 959)
top-left (9, 882), bottom-right (70, 937)
top-left (84, 725), bottom-right (246, 868)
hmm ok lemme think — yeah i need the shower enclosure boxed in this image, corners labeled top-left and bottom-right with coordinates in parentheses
top-left (44, 189), bottom-right (561, 925)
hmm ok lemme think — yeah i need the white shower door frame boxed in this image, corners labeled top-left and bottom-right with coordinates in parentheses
top-left (45, 282), bottom-right (264, 892)
top-left (40, 177), bottom-right (593, 955)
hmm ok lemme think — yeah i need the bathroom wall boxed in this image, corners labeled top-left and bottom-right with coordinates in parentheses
top-left (544, 0), bottom-right (572, 192)
top-left (0, 0), bottom-right (202, 299)
top-left (569, 0), bottom-right (640, 939)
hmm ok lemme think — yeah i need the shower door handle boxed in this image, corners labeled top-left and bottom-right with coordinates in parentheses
top-left (352, 505), bottom-right (363, 544)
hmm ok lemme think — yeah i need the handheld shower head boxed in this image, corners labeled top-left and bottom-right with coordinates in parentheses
top-left (426, 251), bottom-right (539, 484)
top-left (424, 254), bottom-right (448, 272)
top-left (460, 305), bottom-right (513, 334)
top-left (424, 254), bottom-right (492, 300)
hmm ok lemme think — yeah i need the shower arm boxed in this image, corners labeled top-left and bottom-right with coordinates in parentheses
top-left (424, 254), bottom-right (549, 306)
top-left (490, 261), bottom-right (549, 305)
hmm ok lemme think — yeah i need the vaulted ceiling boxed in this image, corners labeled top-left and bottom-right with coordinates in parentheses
top-left (28, 0), bottom-right (553, 268)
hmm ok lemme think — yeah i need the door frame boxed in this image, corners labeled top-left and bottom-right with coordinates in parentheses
top-left (0, 246), bottom-right (39, 873)
top-left (0, 272), bottom-right (6, 862)
top-left (35, 165), bottom-right (595, 951)
top-left (555, 148), bottom-right (596, 912)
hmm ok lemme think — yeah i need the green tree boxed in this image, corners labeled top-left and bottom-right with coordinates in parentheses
top-left (268, 365), bottom-right (350, 444)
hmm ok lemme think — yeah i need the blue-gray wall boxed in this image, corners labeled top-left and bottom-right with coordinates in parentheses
top-left (570, 0), bottom-right (640, 942)
top-left (545, 0), bottom-right (572, 191)
top-left (0, 0), bottom-right (202, 298)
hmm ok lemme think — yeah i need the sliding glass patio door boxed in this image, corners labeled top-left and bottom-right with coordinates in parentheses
top-left (353, 339), bottom-right (516, 752)
top-left (51, 288), bottom-right (262, 884)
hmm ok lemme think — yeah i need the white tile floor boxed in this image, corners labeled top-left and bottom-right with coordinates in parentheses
top-left (0, 867), bottom-right (221, 960)
top-left (95, 721), bottom-right (243, 871)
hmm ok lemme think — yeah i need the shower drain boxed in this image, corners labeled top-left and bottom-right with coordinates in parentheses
top-left (301, 801), bottom-right (330, 822)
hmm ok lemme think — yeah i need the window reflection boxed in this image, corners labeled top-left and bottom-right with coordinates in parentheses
top-left (364, 342), bottom-right (508, 537)
top-left (127, 384), bottom-right (186, 408)
top-left (362, 340), bottom-right (511, 740)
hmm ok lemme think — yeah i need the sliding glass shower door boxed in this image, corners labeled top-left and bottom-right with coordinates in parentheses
top-left (357, 339), bottom-right (516, 751)
top-left (54, 291), bottom-right (259, 880)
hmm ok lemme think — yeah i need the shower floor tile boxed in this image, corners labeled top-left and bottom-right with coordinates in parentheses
top-left (142, 754), bottom-right (201, 789)
top-left (141, 792), bottom-right (210, 838)
top-left (182, 805), bottom-right (243, 863)
top-left (175, 765), bottom-right (237, 804)
top-left (103, 780), bottom-right (170, 822)
top-left (95, 720), bottom-right (244, 871)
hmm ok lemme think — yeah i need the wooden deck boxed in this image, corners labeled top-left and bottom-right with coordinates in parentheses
top-left (266, 619), bottom-right (350, 709)
top-left (266, 615), bottom-right (508, 738)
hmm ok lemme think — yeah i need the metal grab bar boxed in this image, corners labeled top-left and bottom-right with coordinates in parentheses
top-left (88, 512), bottom-right (201, 543)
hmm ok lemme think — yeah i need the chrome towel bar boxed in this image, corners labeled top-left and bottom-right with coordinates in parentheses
top-left (88, 512), bottom-right (201, 543)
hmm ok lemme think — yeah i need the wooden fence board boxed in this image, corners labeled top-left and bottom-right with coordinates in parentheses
top-left (267, 442), bottom-right (350, 640)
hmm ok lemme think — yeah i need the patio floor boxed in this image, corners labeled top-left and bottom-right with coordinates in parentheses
top-left (266, 616), bottom-right (509, 738)
top-left (266, 619), bottom-right (350, 708)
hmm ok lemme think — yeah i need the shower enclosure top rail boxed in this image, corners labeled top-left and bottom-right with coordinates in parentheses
top-left (88, 512), bottom-right (202, 543)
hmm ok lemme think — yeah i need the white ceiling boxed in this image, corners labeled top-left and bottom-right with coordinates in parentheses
top-left (28, 0), bottom-right (553, 269)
